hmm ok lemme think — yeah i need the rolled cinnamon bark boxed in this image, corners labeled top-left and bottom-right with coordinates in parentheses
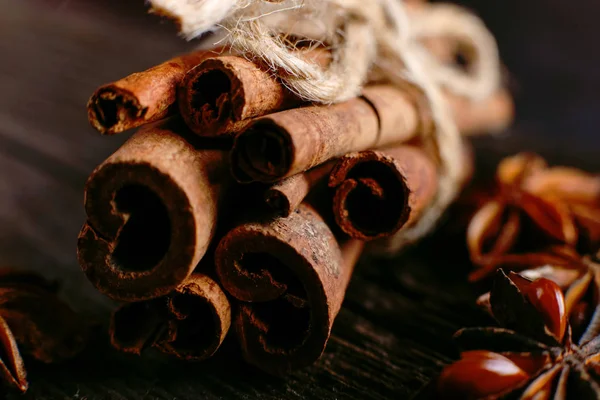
top-left (264, 162), bottom-right (334, 217)
top-left (447, 88), bottom-right (514, 135)
top-left (215, 204), bottom-right (363, 374)
top-left (230, 82), bottom-right (513, 183)
top-left (77, 119), bottom-right (230, 301)
top-left (178, 51), bottom-right (330, 136)
top-left (329, 145), bottom-right (438, 240)
top-left (231, 85), bottom-right (425, 183)
top-left (110, 274), bottom-right (231, 361)
top-left (88, 49), bottom-right (219, 135)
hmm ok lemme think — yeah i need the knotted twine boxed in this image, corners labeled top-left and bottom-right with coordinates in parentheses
top-left (149, 0), bottom-right (501, 254)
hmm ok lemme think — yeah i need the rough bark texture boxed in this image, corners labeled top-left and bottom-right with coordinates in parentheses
top-left (178, 55), bottom-right (296, 136)
top-left (88, 49), bottom-right (219, 135)
top-left (329, 146), bottom-right (438, 240)
top-left (265, 162), bottom-right (334, 217)
top-left (110, 273), bottom-right (231, 361)
top-left (231, 85), bottom-right (420, 182)
top-left (0, 0), bottom-right (595, 398)
top-left (178, 51), bottom-right (330, 136)
top-left (78, 119), bottom-right (230, 301)
top-left (230, 84), bottom-right (512, 183)
top-left (215, 205), bottom-right (362, 374)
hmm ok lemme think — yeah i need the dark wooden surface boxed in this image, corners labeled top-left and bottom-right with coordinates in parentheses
top-left (0, 1), bottom-right (597, 399)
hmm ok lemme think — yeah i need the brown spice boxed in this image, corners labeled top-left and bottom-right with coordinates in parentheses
top-left (264, 162), bottom-right (334, 217)
top-left (178, 51), bottom-right (330, 136)
top-left (230, 85), bottom-right (423, 182)
top-left (110, 273), bottom-right (231, 361)
top-left (446, 88), bottom-right (514, 135)
top-left (477, 249), bottom-right (600, 342)
top-left (88, 49), bottom-right (221, 135)
top-left (329, 145), bottom-right (438, 240)
top-left (466, 153), bottom-right (600, 281)
top-left (436, 270), bottom-right (600, 399)
top-left (215, 204), bottom-right (363, 374)
top-left (0, 269), bottom-right (88, 393)
top-left (77, 119), bottom-right (231, 301)
top-left (230, 83), bottom-right (512, 183)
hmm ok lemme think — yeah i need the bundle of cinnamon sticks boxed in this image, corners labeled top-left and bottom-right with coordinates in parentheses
top-left (77, 44), bottom-right (513, 374)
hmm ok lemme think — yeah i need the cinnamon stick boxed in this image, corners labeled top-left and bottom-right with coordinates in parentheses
top-left (447, 88), bottom-right (514, 135)
top-left (88, 49), bottom-right (219, 135)
top-left (230, 81), bottom-right (513, 183)
top-left (77, 119), bottom-right (230, 301)
top-left (329, 145), bottom-right (438, 240)
top-left (178, 51), bottom-right (329, 136)
top-left (264, 162), bottom-right (334, 217)
top-left (215, 204), bottom-right (363, 374)
top-left (231, 84), bottom-right (425, 183)
top-left (110, 273), bottom-right (231, 361)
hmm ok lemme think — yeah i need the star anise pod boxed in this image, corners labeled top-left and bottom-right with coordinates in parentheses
top-left (481, 248), bottom-right (600, 342)
top-left (436, 269), bottom-right (600, 399)
top-left (0, 268), bottom-right (88, 393)
top-left (467, 153), bottom-right (600, 281)
top-left (524, 166), bottom-right (600, 248)
top-left (474, 245), bottom-right (586, 298)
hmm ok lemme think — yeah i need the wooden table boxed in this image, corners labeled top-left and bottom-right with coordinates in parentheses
top-left (0, 1), bottom-right (596, 399)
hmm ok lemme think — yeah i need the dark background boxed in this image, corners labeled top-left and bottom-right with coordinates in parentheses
top-left (0, 0), bottom-right (597, 398)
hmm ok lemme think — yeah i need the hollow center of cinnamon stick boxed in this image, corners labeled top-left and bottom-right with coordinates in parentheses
top-left (249, 295), bottom-right (311, 353)
top-left (191, 70), bottom-right (232, 123)
top-left (94, 92), bottom-right (140, 130)
top-left (168, 295), bottom-right (217, 353)
top-left (110, 185), bottom-right (171, 273)
top-left (111, 301), bottom-right (165, 351)
top-left (235, 126), bottom-right (291, 180)
top-left (232, 250), bottom-right (312, 353)
top-left (344, 161), bottom-right (408, 236)
top-left (230, 252), bottom-right (295, 300)
top-left (236, 252), bottom-right (288, 282)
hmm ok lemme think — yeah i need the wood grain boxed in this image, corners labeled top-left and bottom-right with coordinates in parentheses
top-left (0, 0), bottom-right (594, 399)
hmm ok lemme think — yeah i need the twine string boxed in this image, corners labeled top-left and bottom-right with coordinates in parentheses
top-left (148, 0), bottom-right (502, 253)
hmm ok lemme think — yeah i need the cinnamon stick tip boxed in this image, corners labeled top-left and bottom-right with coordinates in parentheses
top-left (231, 121), bottom-right (292, 183)
top-left (87, 87), bottom-right (145, 135)
top-left (79, 139), bottom-right (215, 301)
top-left (179, 56), bottom-right (250, 135)
top-left (264, 189), bottom-right (292, 217)
top-left (329, 151), bottom-right (412, 240)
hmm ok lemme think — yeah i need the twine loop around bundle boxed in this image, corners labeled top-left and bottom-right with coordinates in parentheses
top-left (149, 0), bottom-right (502, 253)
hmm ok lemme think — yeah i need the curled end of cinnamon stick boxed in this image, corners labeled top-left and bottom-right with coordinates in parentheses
top-left (264, 163), bottom-right (334, 217)
top-left (215, 205), bottom-right (346, 374)
top-left (157, 274), bottom-right (231, 360)
top-left (110, 300), bottom-right (166, 355)
top-left (179, 58), bottom-right (238, 135)
top-left (110, 274), bottom-right (231, 361)
top-left (264, 189), bottom-right (293, 217)
top-left (77, 167), bottom-right (193, 301)
top-left (329, 147), bottom-right (438, 240)
top-left (87, 87), bottom-right (147, 135)
top-left (230, 120), bottom-right (292, 183)
top-left (179, 56), bottom-right (289, 136)
top-left (78, 124), bottom-right (223, 301)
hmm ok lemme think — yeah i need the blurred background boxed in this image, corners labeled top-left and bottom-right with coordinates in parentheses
top-left (0, 0), bottom-right (598, 397)
top-left (458, 0), bottom-right (600, 169)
